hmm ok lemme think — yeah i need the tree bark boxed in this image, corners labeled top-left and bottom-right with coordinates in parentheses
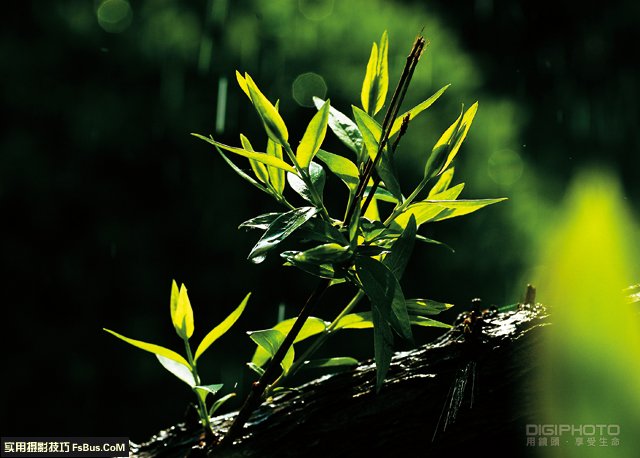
top-left (131, 304), bottom-right (549, 457)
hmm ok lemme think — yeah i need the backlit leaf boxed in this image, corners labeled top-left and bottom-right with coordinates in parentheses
top-left (297, 99), bottom-right (330, 169)
top-left (244, 73), bottom-right (289, 146)
top-left (287, 161), bottom-right (326, 204)
top-left (249, 329), bottom-right (295, 374)
top-left (303, 357), bottom-right (359, 369)
top-left (172, 284), bottom-right (194, 340)
top-left (393, 183), bottom-right (465, 228)
top-left (156, 354), bottom-right (196, 387)
top-left (240, 134), bottom-right (269, 185)
top-left (248, 206), bottom-right (319, 264)
top-left (194, 292), bottom-right (251, 361)
top-left (239, 212), bottom-right (282, 231)
top-left (383, 215), bottom-right (416, 280)
top-left (390, 84), bottom-right (450, 137)
top-left (361, 31), bottom-right (388, 115)
top-left (418, 198), bottom-right (507, 223)
top-left (267, 139), bottom-right (285, 195)
top-left (428, 167), bottom-right (455, 197)
top-left (313, 98), bottom-right (362, 154)
top-left (406, 298), bottom-right (453, 316)
top-left (315, 149), bottom-right (359, 189)
top-left (334, 312), bottom-right (374, 330)
top-left (103, 328), bottom-right (190, 367)
top-left (410, 316), bottom-right (452, 329)
top-left (192, 134), bottom-right (296, 174)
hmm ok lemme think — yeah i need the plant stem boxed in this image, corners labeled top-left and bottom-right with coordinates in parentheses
top-left (285, 289), bottom-right (365, 378)
top-left (222, 278), bottom-right (332, 445)
top-left (184, 340), bottom-right (213, 434)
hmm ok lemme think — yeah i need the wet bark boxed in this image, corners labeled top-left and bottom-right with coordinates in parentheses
top-left (131, 304), bottom-right (550, 458)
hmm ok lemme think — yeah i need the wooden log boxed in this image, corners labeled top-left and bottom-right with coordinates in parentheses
top-left (131, 304), bottom-right (549, 457)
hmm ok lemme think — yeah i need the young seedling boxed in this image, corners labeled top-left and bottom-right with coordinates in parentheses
top-left (104, 281), bottom-right (250, 437)
top-left (194, 30), bottom-right (507, 444)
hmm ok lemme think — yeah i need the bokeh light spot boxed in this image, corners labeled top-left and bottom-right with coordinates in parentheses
top-left (97, 0), bottom-right (133, 34)
top-left (298, 0), bottom-right (334, 21)
top-left (292, 72), bottom-right (327, 107)
top-left (487, 148), bottom-right (524, 187)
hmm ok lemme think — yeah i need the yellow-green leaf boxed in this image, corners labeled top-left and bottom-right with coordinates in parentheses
top-left (244, 73), bottom-right (289, 146)
top-left (297, 99), bottom-right (330, 169)
top-left (195, 292), bottom-right (251, 361)
top-left (394, 184), bottom-right (465, 228)
top-left (103, 328), bottom-right (190, 368)
top-left (390, 84), bottom-right (450, 137)
top-left (240, 135), bottom-right (269, 185)
top-left (361, 42), bottom-right (378, 115)
top-left (235, 70), bottom-right (250, 99)
top-left (360, 31), bottom-right (388, 115)
top-left (172, 283), bottom-right (194, 340)
top-left (267, 139), bottom-right (285, 194)
top-left (249, 329), bottom-right (295, 374)
top-left (192, 134), bottom-right (296, 174)
top-left (428, 167), bottom-right (455, 197)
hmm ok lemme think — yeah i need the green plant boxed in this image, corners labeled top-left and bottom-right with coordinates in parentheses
top-left (104, 281), bottom-right (250, 436)
top-left (193, 31), bottom-right (506, 442)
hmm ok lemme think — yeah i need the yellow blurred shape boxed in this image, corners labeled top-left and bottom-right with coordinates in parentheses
top-left (536, 169), bottom-right (640, 456)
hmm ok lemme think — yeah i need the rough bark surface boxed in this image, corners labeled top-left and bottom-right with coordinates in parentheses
top-left (131, 305), bottom-right (549, 457)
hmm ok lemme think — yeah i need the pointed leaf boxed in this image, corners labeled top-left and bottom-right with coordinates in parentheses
top-left (287, 161), bottom-right (326, 204)
top-left (248, 206), bottom-right (319, 264)
top-left (240, 134), bottom-right (269, 185)
top-left (428, 167), bottom-right (455, 197)
top-left (406, 298), bottom-right (453, 316)
top-left (394, 183), bottom-right (465, 228)
top-left (361, 41), bottom-right (378, 115)
top-left (422, 198), bottom-right (508, 222)
top-left (375, 30), bottom-right (389, 115)
top-left (352, 106), bottom-right (402, 200)
top-left (156, 354), bottom-right (196, 387)
top-left (383, 215), bottom-right (416, 280)
top-left (315, 149), bottom-right (359, 190)
top-left (214, 146), bottom-right (268, 193)
top-left (192, 134), bottom-right (296, 174)
top-left (267, 138), bottom-right (285, 195)
top-left (172, 284), bottom-right (194, 340)
top-left (410, 316), bottom-right (452, 329)
top-left (390, 84), bottom-right (450, 137)
top-left (249, 329), bottom-right (295, 374)
top-left (303, 357), bottom-right (359, 369)
top-left (313, 98), bottom-right (362, 153)
top-left (209, 392), bottom-right (236, 416)
top-left (297, 99), bottom-right (330, 169)
top-left (194, 383), bottom-right (224, 398)
top-left (235, 70), bottom-right (250, 99)
top-left (245, 73), bottom-right (289, 146)
top-left (194, 292), bottom-right (251, 361)
top-left (239, 212), bottom-right (282, 231)
top-left (246, 362), bottom-right (265, 376)
top-left (251, 317), bottom-right (328, 367)
top-left (103, 329), bottom-right (190, 367)
top-left (355, 256), bottom-right (412, 341)
top-left (334, 312), bottom-right (374, 330)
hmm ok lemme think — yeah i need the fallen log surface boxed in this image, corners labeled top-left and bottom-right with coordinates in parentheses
top-left (131, 304), bottom-right (550, 457)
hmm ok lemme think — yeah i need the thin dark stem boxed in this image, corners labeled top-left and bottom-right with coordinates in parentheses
top-left (344, 35), bottom-right (426, 227)
top-left (222, 278), bottom-right (332, 445)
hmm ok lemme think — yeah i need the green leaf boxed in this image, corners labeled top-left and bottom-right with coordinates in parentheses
top-left (194, 383), bottom-right (224, 404)
top-left (372, 301), bottom-right (394, 392)
top-left (390, 84), bottom-right (450, 137)
top-left (303, 357), bottom-right (359, 369)
top-left (297, 99), bottom-right (330, 169)
top-left (334, 312), bottom-right (374, 330)
top-left (248, 206), bottom-right (319, 264)
top-left (239, 212), bottom-right (282, 231)
top-left (168, 282), bottom-right (194, 340)
top-left (240, 134), bottom-right (269, 185)
top-left (287, 161), bottom-right (326, 204)
top-left (361, 31), bottom-right (388, 115)
top-left (352, 106), bottom-right (402, 200)
top-left (266, 138), bottom-right (286, 195)
top-left (251, 317), bottom-right (328, 367)
top-left (289, 243), bottom-right (351, 264)
top-left (235, 70), bottom-right (250, 99)
top-left (244, 73), bottom-right (289, 146)
top-left (406, 298), bottom-right (453, 316)
top-left (194, 292), bottom-right (251, 361)
top-left (246, 362), bottom-right (265, 376)
top-left (315, 150), bottom-right (359, 190)
top-left (156, 354), bottom-right (196, 387)
top-left (394, 183), bottom-right (465, 228)
top-left (424, 102), bottom-right (478, 180)
top-left (282, 251), bottom-right (340, 279)
top-left (383, 215), bottom-right (416, 280)
top-left (214, 146), bottom-right (268, 194)
top-left (410, 316), bottom-right (452, 329)
top-left (296, 217), bottom-right (347, 245)
top-left (249, 329), bottom-right (295, 374)
top-left (103, 328), bottom-right (190, 367)
top-left (428, 167), bottom-right (455, 197)
top-left (313, 98), bottom-right (362, 154)
top-left (410, 198), bottom-right (508, 224)
top-left (209, 392), bottom-right (236, 416)
top-left (192, 134), bottom-right (296, 174)
top-left (355, 256), bottom-right (412, 342)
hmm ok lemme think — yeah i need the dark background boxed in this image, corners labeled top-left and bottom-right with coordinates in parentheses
top-left (2, 0), bottom-right (638, 442)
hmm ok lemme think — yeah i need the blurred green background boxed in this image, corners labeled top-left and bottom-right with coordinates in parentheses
top-left (2, 0), bottom-right (638, 443)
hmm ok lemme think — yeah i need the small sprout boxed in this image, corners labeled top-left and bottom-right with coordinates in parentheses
top-left (104, 282), bottom-right (250, 435)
